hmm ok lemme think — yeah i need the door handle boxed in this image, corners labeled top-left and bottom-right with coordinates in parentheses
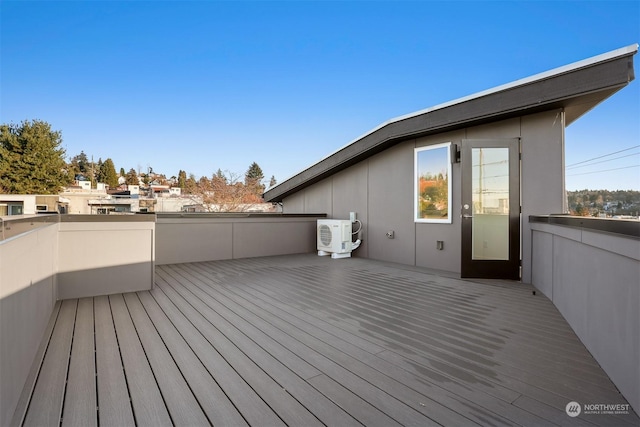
top-left (462, 214), bottom-right (473, 219)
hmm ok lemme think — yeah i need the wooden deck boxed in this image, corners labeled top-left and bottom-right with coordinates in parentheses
top-left (11, 254), bottom-right (639, 426)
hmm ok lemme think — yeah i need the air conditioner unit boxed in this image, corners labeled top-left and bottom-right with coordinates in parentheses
top-left (317, 219), bottom-right (352, 259)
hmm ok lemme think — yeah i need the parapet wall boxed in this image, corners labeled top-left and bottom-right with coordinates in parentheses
top-left (530, 215), bottom-right (640, 415)
top-left (155, 212), bottom-right (325, 265)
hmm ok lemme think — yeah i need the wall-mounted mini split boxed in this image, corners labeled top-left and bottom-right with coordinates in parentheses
top-left (386, 230), bottom-right (395, 239)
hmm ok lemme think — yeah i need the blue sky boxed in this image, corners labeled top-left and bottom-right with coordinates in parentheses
top-left (2, 1), bottom-right (638, 190)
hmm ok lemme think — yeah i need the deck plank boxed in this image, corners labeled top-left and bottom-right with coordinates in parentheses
top-left (244, 263), bottom-right (623, 404)
top-left (262, 260), bottom-right (623, 422)
top-left (161, 265), bottom-right (454, 427)
top-left (197, 269), bottom-right (551, 427)
top-left (23, 299), bottom-right (77, 427)
top-left (149, 280), bottom-right (286, 427)
top-left (122, 292), bottom-right (210, 426)
top-left (62, 297), bottom-right (97, 427)
top-left (277, 265), bottom-right (612, 388)
top-left (307, 374), bottom-right (403, 427)
top-left (137, 290), bottom-right (248, 426)
top-left (190, 265), bottom-right (527, 427)
top-left (155, 270), bottom-right (324, 427)
top-left (108, 293), bottom-right (172, 426)
top-left (159, 265), bottom-right (365, 427)
top-left (162, 265), bottom-right (322, 380)
top-left (93, 295), bottom-right (134, 427)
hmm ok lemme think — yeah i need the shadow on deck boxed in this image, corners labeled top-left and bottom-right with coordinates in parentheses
top-left (12, 254), bottom-right (639, 426)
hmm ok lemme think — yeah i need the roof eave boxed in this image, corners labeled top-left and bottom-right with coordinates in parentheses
top-left (265, 44), bottom-right (637, 203)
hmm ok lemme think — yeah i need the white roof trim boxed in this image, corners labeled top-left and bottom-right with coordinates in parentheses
top-left (273, 43), bottom-right (638, 189)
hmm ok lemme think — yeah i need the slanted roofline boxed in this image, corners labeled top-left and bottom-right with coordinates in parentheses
top-left (264, 44), bottom-right (638, 203)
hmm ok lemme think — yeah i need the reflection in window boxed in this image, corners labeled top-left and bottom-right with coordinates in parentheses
top-left (415, 143), bottom-right (452, 223)
top-left (472, 148), bottom-right (509, 215)
top-left (471, 147), bottom-right (509, 260)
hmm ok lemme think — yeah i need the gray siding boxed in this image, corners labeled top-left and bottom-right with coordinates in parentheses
top-left (415, 129), bottom-right (464, 273)
top-left (331, 163), bottom-right (370, 258)
top-left (282, 111), bottom-right (565, 276)
top-left (520, 110), bottom-right (566, 283)
top-left (367, 143), bottom-right (415, 265)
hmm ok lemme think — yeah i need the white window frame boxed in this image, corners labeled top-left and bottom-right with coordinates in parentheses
top-left (414, 142), bottom-right (452, 223)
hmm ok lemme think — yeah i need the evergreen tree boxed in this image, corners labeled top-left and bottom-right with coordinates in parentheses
top-left (245, 162), bottom-right (264, 185)
top-left (119, 167), bottom-right (126, 177)
top-left (178, 170), bottom-right (187, 189)
top-left (70, 151), bottom-right (89, 175)
top-left (245, 162), bottom-right (265, 196)
top-left (184, 173), bottom-right (197, 194)
top-left (125, 168), bottom-right (139, 186)
top-left (0, 119), bottom-right (71, 194)
top-left (269, 175), bottom-right (277, 188)
top-left (215, 168), bottom-right (228, 183)
top-left (99, 158), bottom-right (119, 188)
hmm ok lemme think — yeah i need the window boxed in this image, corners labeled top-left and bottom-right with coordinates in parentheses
top-left (415, 142), bottom-right (452, 223)
top-left (9, 203), bottom-right (24, 216)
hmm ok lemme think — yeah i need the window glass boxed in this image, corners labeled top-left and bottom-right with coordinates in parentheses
top-left (415, 143), bottom-right (452, 223)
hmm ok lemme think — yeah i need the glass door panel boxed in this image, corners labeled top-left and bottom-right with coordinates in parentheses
top-left (472, 148), bottom-right (509, 260)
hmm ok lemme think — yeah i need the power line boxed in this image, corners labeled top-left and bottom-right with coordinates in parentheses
top-left (566, 164), bottom-right (639, 177)
top-left (566, 152), bottom-right (640, 170)
top-left (566, 145), bottom-right (640, 168)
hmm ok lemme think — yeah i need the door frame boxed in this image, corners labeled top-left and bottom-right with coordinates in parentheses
top-left (461, 138), bottom-right (521, 279)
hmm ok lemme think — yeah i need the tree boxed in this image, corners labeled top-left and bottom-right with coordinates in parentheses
top-left (269, 175), bottom-right (277, 188)
top-left (214, 168), bottom-right (227, 183)
top-left (125, 168), bottom-right (139, 186)
top-left (184, 173), bottom-right (198, 194)
top-left (0, 119), bottom-right (71, 194)
top-left (69, 151), bottom-right (89, 176)
top-left (177, 170), bottom-right (187, 189)
top-left (99, 158), bottom-right (119, 189)
top-left (119, 167), bottom-right (126, 177)
top-left (245, 162), bottom-right (265, 197)
top-left (245, 162), bottom-right (264, 184)
top-left (185, 170), bottom-right (264, 212)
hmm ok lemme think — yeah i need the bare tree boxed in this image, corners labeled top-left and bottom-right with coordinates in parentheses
top-left (184, 170), bottom-right (266, 212)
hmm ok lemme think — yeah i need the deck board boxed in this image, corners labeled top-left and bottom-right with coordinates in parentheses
top-left (23, 299), bottom-right (76, 427)
top-left (208, 278), bottom-right (544, 426)
top-left (168, 264), bottom-right (476, 426)
top-left (93, 295), bottom-right (135, 427)
top-left (156, 270), bottom-right (324, 427)
top-left (108, 294), bottom-right (172, 426)
top-left (122, 292), bottom-right (210, 426)
top-left (14, 254), bottom-right (640, 426)
top-left (150, 281), bottom-right (286, 427)
top-left (136, 290), bottom-right (249, 427)
top-left (239, 264), bottom-right (622, 403)
top-left (160, 266), bottom-right (358, 426)
top-left (61, 297), bottom-right (97, 427)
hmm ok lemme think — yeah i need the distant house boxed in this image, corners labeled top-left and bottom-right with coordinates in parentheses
top-left (0, 194), bottom-right (69, 216)
top-left (264, 44), bottom-right (638, 283)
